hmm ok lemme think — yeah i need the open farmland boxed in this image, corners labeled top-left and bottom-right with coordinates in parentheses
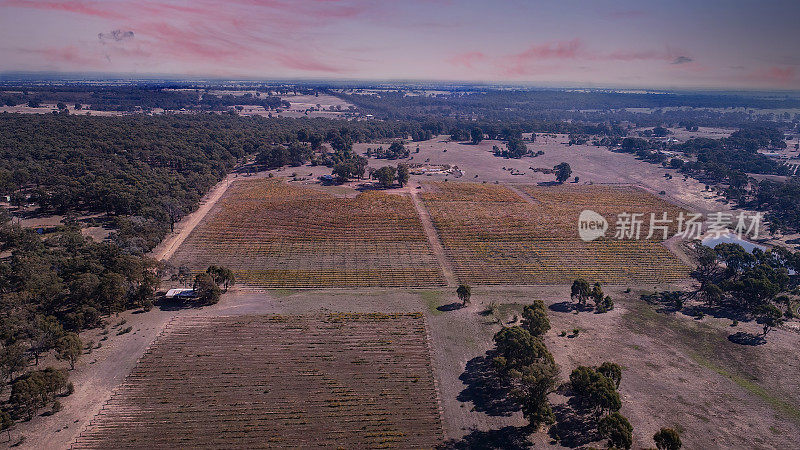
top-left (72, 313), bottom-right (443, 449)
top-left (169, 178), bottom-right (445, 287)
top-left (421, 182), bottom-right (688, 285)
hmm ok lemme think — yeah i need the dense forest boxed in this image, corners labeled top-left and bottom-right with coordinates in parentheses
top-left (0, 113), bottom-right (447, 251)
top-left (0, 211), bottom-right (161, 422)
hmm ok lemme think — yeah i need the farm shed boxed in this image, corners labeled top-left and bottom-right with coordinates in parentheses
top-left (164, 288), bottom-right (196, 300)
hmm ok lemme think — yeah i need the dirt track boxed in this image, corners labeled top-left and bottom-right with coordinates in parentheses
top-left (409, 184), bottom-right (457, 286)
top-left (150, 174), bottom-right (234, 261)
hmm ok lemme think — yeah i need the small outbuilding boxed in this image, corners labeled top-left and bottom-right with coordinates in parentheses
top-left (164, 288), bottom-right (196, 300)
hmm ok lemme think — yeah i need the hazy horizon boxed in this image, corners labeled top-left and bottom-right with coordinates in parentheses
top-left (1, 0), bottom-right (799, 90)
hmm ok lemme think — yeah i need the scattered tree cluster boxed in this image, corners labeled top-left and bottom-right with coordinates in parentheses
top-left (8, 367), bottom-right (69, 420)
top-left (570, 362), bottom-right (630, 448)
top-left (571, 279), bottom-right (614, 313)
top-left (690, 243), bottom-right (799, 336)
top-left (370, 164), bottom-right (410, 188)
top-left (489, 300), bottom-right (559, 428)
top-left (366, 141), bottom-right (409, 160)
top-left (492, 322), bottom-right (560, 427)
top-left (255, 142), bottom-right (312, 168)
top-left (553, 162), bottom-right (572, 184)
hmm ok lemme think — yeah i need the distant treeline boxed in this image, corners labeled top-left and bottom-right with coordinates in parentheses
top-left (334, 89), bottom-right (800, 128)
top-left (5, 85), bottom-right (800, 128)
top-left (0, 86), bottom-right (289, 112)
top-left (615, 124), bottom-right (800, 231)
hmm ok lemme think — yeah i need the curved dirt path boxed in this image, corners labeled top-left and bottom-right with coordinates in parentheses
top-left (150, 174), bottom-right (234, 262)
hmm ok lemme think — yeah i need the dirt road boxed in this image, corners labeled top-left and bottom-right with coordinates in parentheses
top-left (150, 174), bottom-right (234, 262)
top-left (409, 184), bottom-right (457, 286)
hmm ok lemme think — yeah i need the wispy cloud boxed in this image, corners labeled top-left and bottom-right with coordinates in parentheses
top-left (98, 30), bottom-right (134, 43)
top-left (3, 0), bottom-right (124, 19)
top-left (671, 56), bottom-right (693, 65)
top-left (449, 51), bottom-right (487, 69)
top-left (26, 45), bottom-right (102, 66)
top-left (3, 0), bottom-right (373, 74)
top-left (745, 66), bottom-right (797, 84)
top-left (454, 39), bottom-right (691, 76)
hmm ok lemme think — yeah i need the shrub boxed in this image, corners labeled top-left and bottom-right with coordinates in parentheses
top-left (654, 427), bottom-right (682, 449)
top-left (598, 412), bottom-right (633, 449)
top-left (521, 300), bottom-right (550, 336)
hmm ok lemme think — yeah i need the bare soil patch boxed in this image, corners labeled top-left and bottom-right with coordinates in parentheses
top-left (361, 135), bottom-right (731, 215)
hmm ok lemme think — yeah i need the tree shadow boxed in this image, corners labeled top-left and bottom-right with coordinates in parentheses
top-left (728, 331), bottom-right (766, 346)
top-left (355, 182), bottom-right (397, 192)
top-left (549, 301), bottom-right (593, 314)
top-left (537, 181), bottom-right (561, 187)
top-left (156, 299), bottom-right (204, 311)
top-left (639, 290), bottom-right (688, 315)
top-left (548, 398), bottom-right (600, 448)
top-left (643, 291), bottom-right (758, 324)
top-left (437, 302), bottom-right (464, 312)
top-left (439, 426), bottom-right (532, 449)
top-left (682, 303), bottom-right (751, 322)
top-left (549, 301), bottom-right (573, 313)
top-left (457, 352), bottom-right (520, 416)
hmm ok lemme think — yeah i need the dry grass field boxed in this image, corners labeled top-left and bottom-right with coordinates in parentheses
top-left (71, 313), bottom-right (443, 449)
top-left (421, 182), bottom-right (688, 285)
top-left (169, 178), bottom-right (445, 287)
top-left (426, 285), bottom-right (800, 449)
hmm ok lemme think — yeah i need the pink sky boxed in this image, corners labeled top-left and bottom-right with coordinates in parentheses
top-left (1, 0), bottom-right (798, 89)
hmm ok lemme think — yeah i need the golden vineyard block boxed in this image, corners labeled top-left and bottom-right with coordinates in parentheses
top-left (422, 182), bottom-right (689, 285)
top-left (170, 179), bottom-right (446, 288)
